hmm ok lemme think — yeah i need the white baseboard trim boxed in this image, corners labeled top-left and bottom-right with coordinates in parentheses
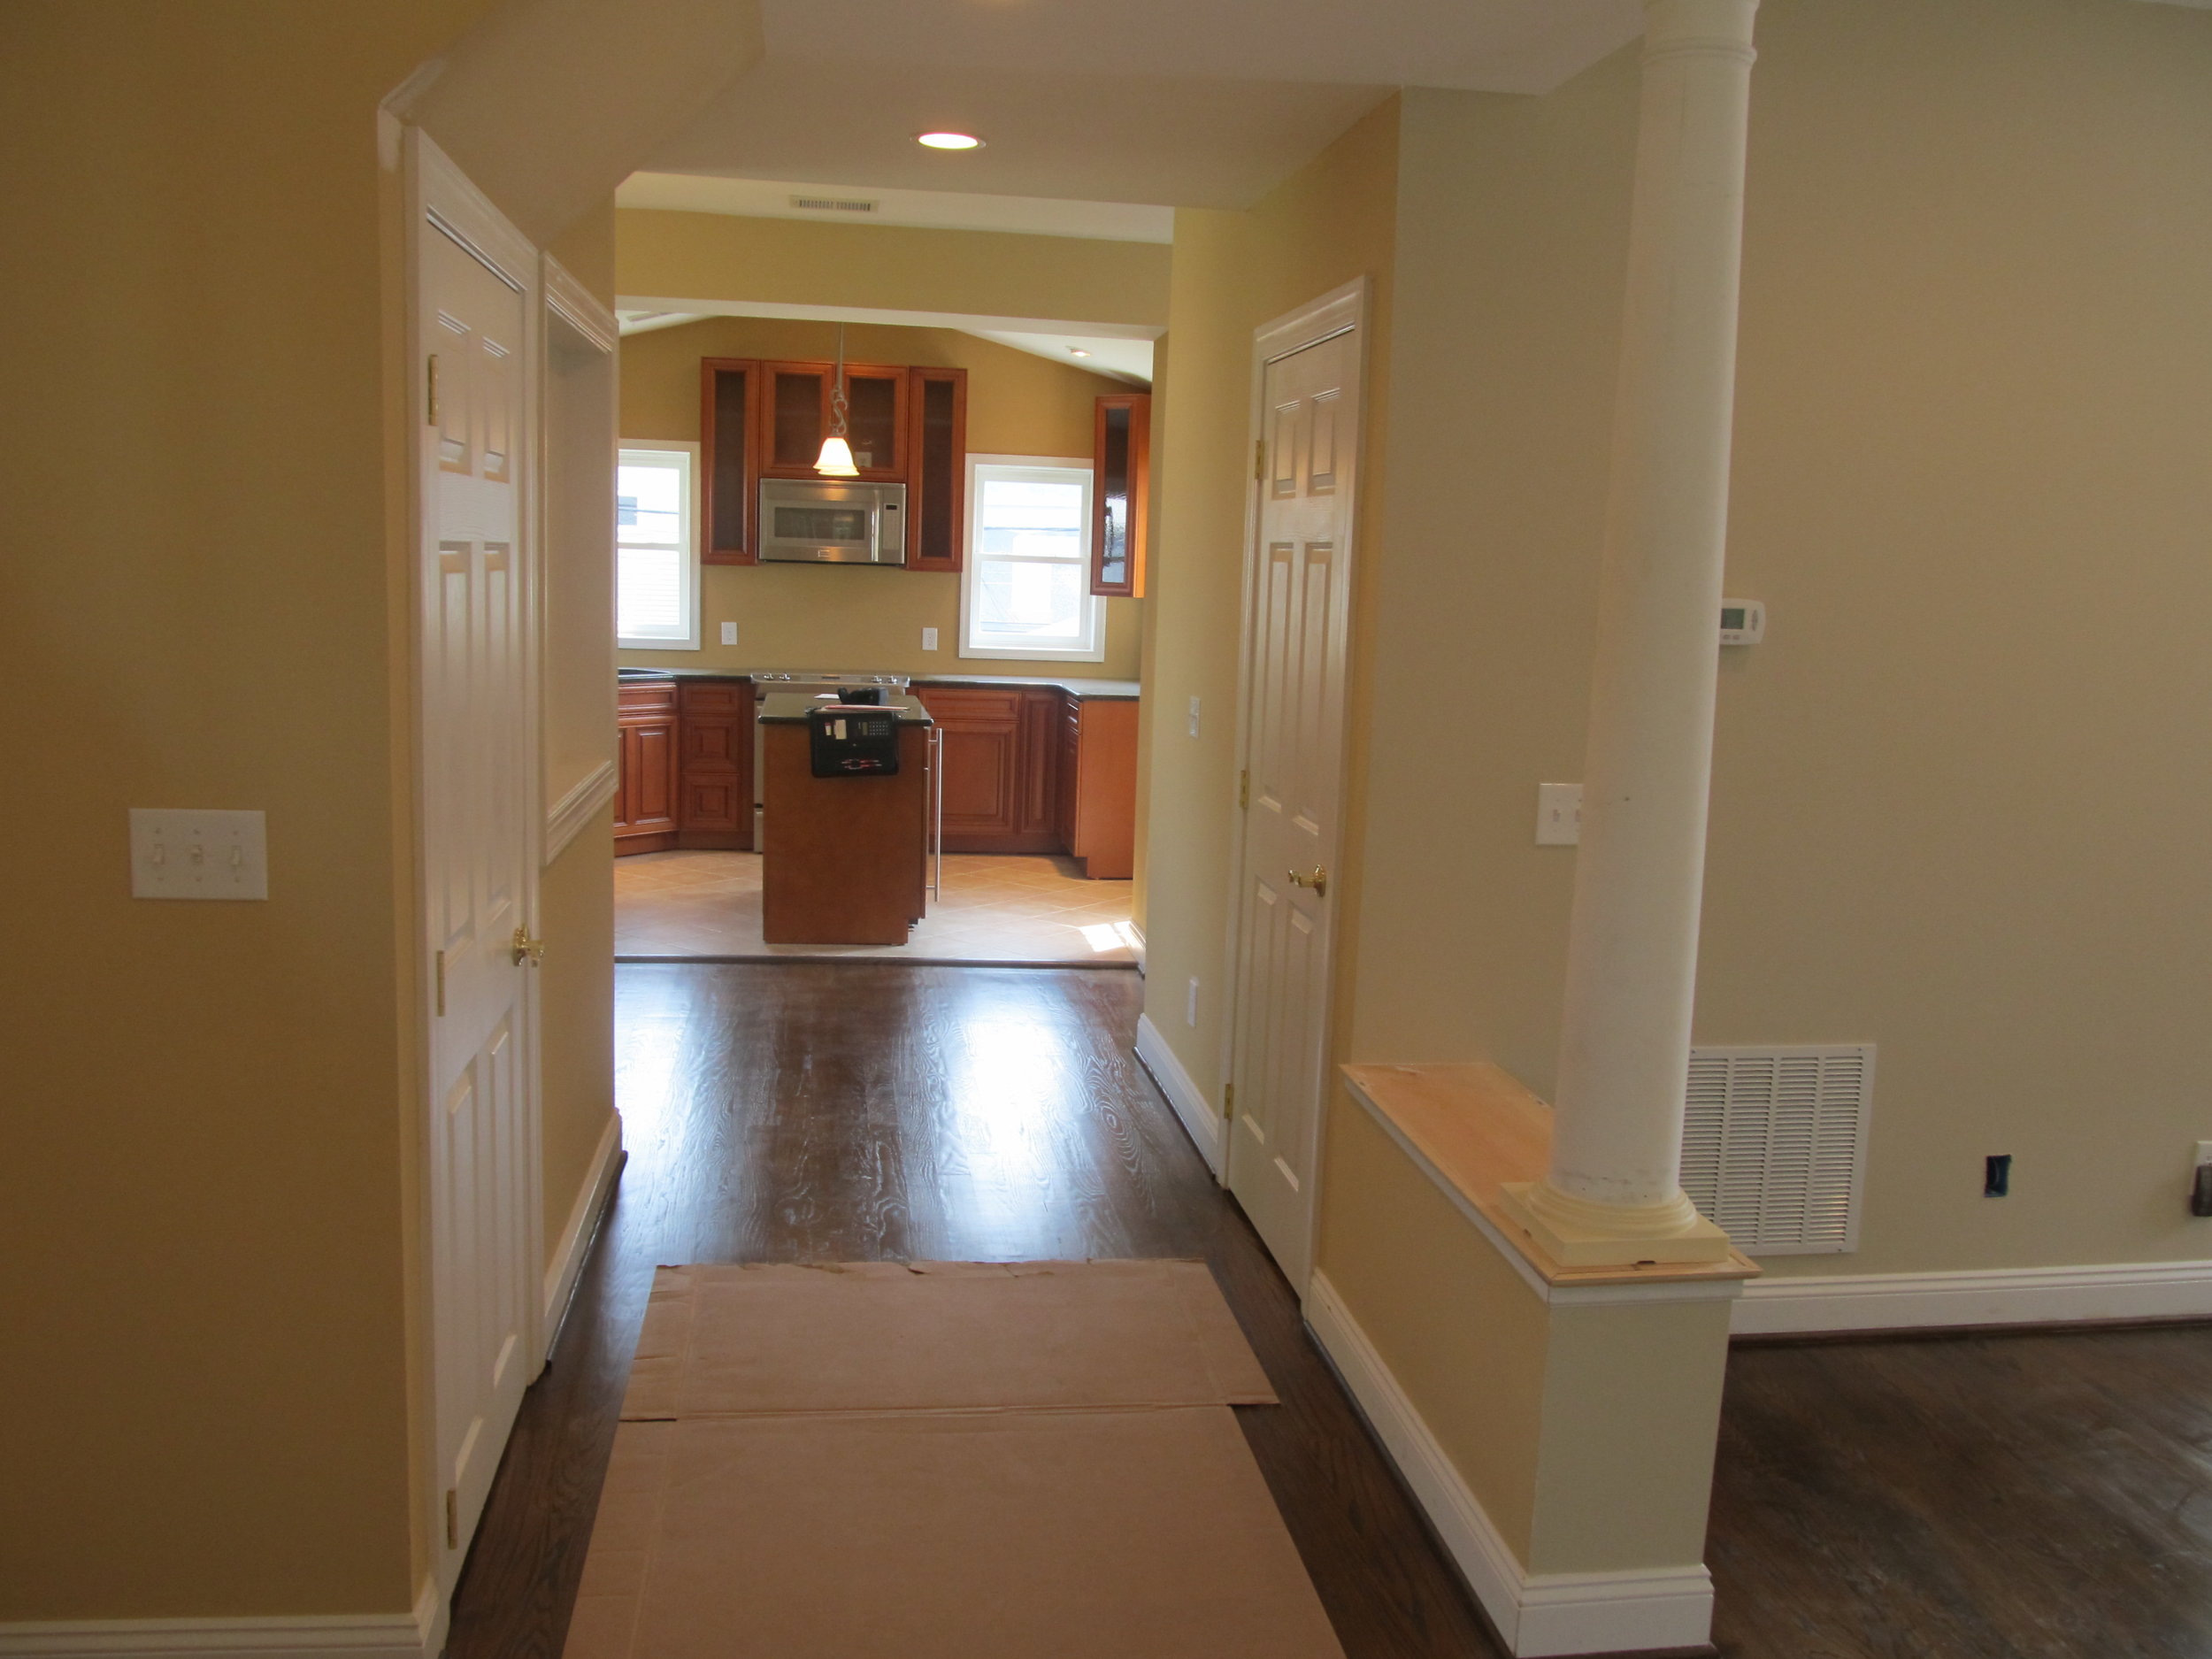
top-left (0, 1583), bottom-right (446, 1659)
top-left (1305, 1272), bottom-right (1715, 1657)
top-left (542, 758), bottom-right (618, 865)
top-left (1732, 1257), bottom-right (2212, 1336)
top-left (1133, 1013), bottom-right (1223, 1177)
top-left (543, 1111), bottom-right (625, 1342)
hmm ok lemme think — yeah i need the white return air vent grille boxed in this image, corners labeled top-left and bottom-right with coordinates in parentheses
top-left (789, 194), bottom-right (879, 214)
top-left (1681, 1044), bottom-right (1874, 1256)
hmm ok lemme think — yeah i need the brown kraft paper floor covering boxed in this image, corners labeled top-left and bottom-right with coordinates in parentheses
top-left (565, 1260), bottom-right (1343, 1659)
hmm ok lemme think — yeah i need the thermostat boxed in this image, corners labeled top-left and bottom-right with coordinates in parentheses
top-left (1719, 599), bottom-right (1765, 645)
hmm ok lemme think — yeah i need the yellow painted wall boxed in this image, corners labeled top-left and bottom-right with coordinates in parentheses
top-left (0, 0), bottom-right (510, 1622)
top-left (618, 208), bottom-right (1171, 330)
top-left (1335, 0), bottom-right (2212, 1290)
top-left (617, 315), bottom-right (1145, 680)
top-left (539, 812), bottom-right (618, 1258)
top-left (540, 204), bottom-right (621, 1279)
top-left (0, 0), bottom-right (732, 1624)
top-left (1137, 97), bottom-right (1399, 1122)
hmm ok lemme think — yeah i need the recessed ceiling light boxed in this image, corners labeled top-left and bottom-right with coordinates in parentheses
top-left (1068, 348), bottom-right (1091, 357)
top-left (917, 131), bottom-right (984, 150)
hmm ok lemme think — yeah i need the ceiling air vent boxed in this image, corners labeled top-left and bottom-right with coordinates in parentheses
top-left (789, 194), bottom-right (879, 214)
top-left (1681, 1044), bottom-right (1874, 1256)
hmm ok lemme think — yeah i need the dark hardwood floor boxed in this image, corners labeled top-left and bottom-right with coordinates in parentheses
top-left (1710, 1325), bottom-right (2212, 1658)
top-left (446, 963), bottom-right (1504, 1659)
top-left (448, 961), bottom-right (2212, 1659)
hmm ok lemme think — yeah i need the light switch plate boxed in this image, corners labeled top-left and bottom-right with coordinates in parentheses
top-left (1536, 783), bottom-right (1583, 846)
top-left (922, 626), bottom-right (939, 650)
top-left (131, 809), bottom-right (269, 900)
top-left (1187, 696), bottom-right (1202, 739)
top-left (720, 621), bottom-right (738, 646)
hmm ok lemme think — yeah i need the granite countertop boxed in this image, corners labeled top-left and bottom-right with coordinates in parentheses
top-left (618, 666), bottom-right (1140, 701)
top-left (755, 692), bottom-right (933, 725)
top-left (910, 673), bottom-right (1140, 701)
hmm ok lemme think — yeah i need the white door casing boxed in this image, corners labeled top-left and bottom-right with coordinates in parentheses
top-left (409, 129), bottom-right (543, 1587)
top-left (1225, 280), bottom-right (1366, 1296)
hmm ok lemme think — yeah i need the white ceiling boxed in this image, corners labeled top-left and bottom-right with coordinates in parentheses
top-left (612, 299), bottom-right (1156, 384)
top-left (642, 0), bottom-right (1645, 210)
top-left (618, 172), bottom-right (1172, 242)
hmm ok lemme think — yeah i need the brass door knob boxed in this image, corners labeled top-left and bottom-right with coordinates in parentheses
top-left (511, 927), bottom-right (546, 966)
top-left (1286, 866), bottom-right (1329, 897)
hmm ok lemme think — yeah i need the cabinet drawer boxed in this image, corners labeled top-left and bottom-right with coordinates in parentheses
top-left (680, 681), bottom-right (749, 715)
top-left (619, 681), bottom-right (677, 718)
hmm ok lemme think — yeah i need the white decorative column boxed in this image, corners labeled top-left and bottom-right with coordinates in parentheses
top-left (1502, 0), bottom-right (1759, 1266)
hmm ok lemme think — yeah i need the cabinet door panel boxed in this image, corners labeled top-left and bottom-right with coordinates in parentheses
top-left (701, 358), bottom-right (759, 565)
top-left (940, 726), bottom-right (1019, 834)
top-left (628, 721), bottom-right (678, 830)
top-left (1018, 689), bottom-right (1060, 839)
top-left (907, 368), bottom-right (968, 572)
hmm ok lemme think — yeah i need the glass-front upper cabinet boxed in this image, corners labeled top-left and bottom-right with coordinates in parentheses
top-left (1091, 392), bottom-right (1150, 598)
top-left (758, 360), bottom-right (908, 481)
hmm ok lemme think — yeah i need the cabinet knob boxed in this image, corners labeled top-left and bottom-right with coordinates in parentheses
top-left (1286, 866), bottom-right (1328, 898)
top-left (511, 927), bottom-right (546, 966)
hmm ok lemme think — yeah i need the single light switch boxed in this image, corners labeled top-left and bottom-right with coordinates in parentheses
top-left (922, 627), bottom-right (939, 651)
top-left (720, 621), bottom-right (738, 646)
top-left (131, 809), bottom-right (269, 900)
top-left (1186, 977), bottom-right (1200, 1027)
top-left (1187, 696), bottom-right (1202, 739)
top-left (1536, 784), bottom-right (1582, 847)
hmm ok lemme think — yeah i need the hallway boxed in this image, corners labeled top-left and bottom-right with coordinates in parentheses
top-left (448, 964), bottom-right (1499, 1657)
top-left (446, 965), bottom-right (2212, 1659)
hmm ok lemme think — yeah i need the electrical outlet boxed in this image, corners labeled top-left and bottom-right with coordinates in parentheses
top-left (1187, 696), bottom-right (1202, 739)
top-left (922, 626), bottom-right (939, 651)
top-left (1186, 977), bottom-right (1200, 1027)
top-left (1536, 783), bottom-right (1583, 846)
top-left (720, 621), bottom-right (738, 646)
top-left (1983, 1154), bottom-right (2012, 1197)
top-left (130, 809), bottom-right (269, 900)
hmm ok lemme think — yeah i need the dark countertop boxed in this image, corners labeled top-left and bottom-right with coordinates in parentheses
top-left (911, 673), bottom-right (1140, 702)
top-left (755, 692), bottom-right (933, 726)
top-left (618, 666), bottom-right (1140, 701)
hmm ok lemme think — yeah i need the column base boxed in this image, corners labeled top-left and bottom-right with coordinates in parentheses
top-left (1496, 1179), bottom-right (1733, 1267)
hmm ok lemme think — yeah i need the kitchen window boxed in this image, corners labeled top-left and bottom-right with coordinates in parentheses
top-left (960, 456), bottom-right (1104, 662)
top-left (617, 442), bottom-right (701, 650)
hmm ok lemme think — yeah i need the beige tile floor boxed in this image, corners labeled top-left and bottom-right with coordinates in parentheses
top-left (614, 850), bottom-right (1140, 965)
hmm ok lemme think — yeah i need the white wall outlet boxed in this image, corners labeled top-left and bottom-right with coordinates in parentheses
top-left (720, 621), bottom-right (738, 646)
top-left (922, 626), bottom-right (939, 651)
top-left (1536, 783), bottom-right (1583, 846)
top-left (1186, 977), bottom-right (1200, 1027)
top-left (130, 809), bottom-right (269, 900)
top-left (1187, 696), bottom-right (1202, 739)
top-left (1719, 599), bottom-right (1765, 645)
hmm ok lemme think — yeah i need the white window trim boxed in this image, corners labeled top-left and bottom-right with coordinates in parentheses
top-left (959, 453), bottom-right (1106, 664)
top-left (616, 440), bottom-right (702, 651)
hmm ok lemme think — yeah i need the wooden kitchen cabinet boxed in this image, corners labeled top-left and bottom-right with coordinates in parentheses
top-left (1091, 392), bottom-right (1150, 597)
top-left (906, 366), bottom-right (968, 572)
top-left (916, 682), bottom-right (1134, 872)
top-left (677, 679), bottom-right (755, 849)
top-left (757, 359), bottom-right (908, 481)
top-left (1061, 697), bottom-right (1138, 879)
top-left (615, 680), bottom-right (680, 852)
top-left (918, 686), bottom-right (1059, 853)
top-left (699, 357), bottom-right (761, 565)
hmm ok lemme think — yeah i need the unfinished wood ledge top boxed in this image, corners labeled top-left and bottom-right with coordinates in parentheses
top-left (1340, 1062), bottom-right (1759, 1293)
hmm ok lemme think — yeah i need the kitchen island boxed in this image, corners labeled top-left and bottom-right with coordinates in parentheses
top-left (757, 693), bottom-right (935, 946)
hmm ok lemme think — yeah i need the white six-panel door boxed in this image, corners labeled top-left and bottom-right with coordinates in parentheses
top-left (414, 134), bottom-right (540, 1583)
top-left (1225, 288), bottom-right (1363, 1295)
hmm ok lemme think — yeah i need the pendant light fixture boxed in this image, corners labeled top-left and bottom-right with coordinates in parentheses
top-left (814, 324), bottom-right (858, 477)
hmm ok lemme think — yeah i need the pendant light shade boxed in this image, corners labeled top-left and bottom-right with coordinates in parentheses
top-left (815, 323), bottom-right (859, 476)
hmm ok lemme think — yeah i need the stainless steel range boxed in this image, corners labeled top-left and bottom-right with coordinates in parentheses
top-left (751, 672), bottom-right (912, 848)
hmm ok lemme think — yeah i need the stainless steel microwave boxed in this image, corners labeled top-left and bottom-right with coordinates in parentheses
top-left (757, 478), bottom-right (907, 565)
